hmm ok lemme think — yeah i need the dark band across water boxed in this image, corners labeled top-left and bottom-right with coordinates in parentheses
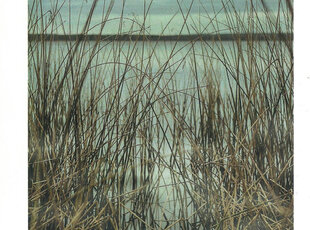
top-left (28, 33), bottom-right (293, 42)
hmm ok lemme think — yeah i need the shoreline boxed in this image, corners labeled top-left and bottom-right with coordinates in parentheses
top-left (28, 33), bottom-right (293, 42)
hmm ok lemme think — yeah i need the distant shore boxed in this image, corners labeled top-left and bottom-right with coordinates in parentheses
top-left (28, 33), bottom-right (293, 42)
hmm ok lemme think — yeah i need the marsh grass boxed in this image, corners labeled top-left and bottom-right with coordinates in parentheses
top-left (28, 0), bottom-right (293, 229)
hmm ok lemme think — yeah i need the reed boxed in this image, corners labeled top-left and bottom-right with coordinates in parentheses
top-left (28, 0), bottom-right (293, 229)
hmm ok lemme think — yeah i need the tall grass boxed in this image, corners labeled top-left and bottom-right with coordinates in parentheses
top-left (28, 0), bottom-right (293, 229)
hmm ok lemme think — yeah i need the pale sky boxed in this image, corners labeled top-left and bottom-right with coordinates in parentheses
top-left (28, 0), bottom-right (287, 34)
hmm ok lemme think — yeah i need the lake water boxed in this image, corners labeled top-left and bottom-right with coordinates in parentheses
top-left (29, 39), bottom-right (291, 228)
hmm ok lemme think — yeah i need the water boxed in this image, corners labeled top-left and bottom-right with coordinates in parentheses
top-left (28, 39), bottom-right (291, 228)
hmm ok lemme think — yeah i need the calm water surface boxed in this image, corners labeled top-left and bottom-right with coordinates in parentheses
top-left (28, 39), bottom-right (290, 226)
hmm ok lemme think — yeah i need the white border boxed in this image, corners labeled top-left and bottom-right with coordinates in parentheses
top-left (0, 0), bottom-right (28, 229)
top-left (294, 1), bottom-right (310, 229)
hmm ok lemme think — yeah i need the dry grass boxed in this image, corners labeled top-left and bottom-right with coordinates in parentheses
top-left (28, 0), bottom-right (293, 229)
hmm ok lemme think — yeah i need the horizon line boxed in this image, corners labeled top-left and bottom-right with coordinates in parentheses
top-left (28, 33), bottom-right (293, 42)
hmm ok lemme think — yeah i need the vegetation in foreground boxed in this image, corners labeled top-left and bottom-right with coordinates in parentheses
top-left (28, 0), bottom-right (293, 229)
